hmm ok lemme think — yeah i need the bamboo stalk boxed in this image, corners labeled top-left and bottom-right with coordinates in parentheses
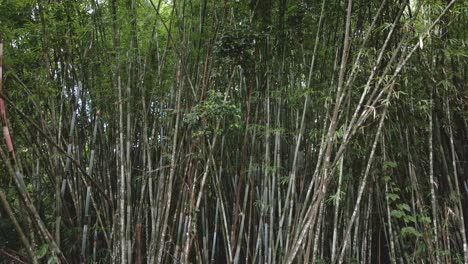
top-left (0, 189), bottom-right (37, 264)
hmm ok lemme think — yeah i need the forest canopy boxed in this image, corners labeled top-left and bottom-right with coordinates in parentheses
top-left (0, 0), bottom-right (467, 263)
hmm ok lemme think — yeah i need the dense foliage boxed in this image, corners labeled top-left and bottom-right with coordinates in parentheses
top-left (0, 0), bottom-right (467, 263)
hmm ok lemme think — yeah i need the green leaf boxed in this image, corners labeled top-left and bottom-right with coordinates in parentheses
top-left (36, 244), bottom-right (48, 258)
top-left (403, 215), bottom-right (416, 223)
top-left (436, 249), bottom-right (450, 257)
top-left (388, 193), bottom-right (399, 201)
top-left (419, 216), bottom-right (431, 223)
top-left (383, 161), bottom-right (397, 169)
top-left (47, 256), bottom-right (58, 264)
top-left (401, 226), bottom-right (422, 237)
top-left (397, 203), bottom-right (411, 212)
top-left (391, 210), bottom-right (405, 219)
top-left (280, 176), bottom-right (289, 185)
top-left (327, 191), bottom-right (345, 203)
top-left (254, 199), bottom-right (263, 208)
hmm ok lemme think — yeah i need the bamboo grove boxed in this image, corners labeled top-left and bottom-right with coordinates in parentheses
top-left (0, 0), bottom-right (467, 263)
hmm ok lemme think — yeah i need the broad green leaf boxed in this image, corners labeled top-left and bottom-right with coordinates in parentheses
top-left (398, 203), bottom-right (411, 212)
top-left (401, 226), bottom-right (422, 237)
top-left (419, 216), bottom-right (431, 223)
top-left (36, 244), bottom-right (48, 258)
top-left (383, 161), bottom-right (397, 169)
top-left (388, 193), bottom-right (399, 201)
top-left (403, 215), bottom-right (416, 223)
top-left (47, 256), bottom-right (58, 264)
top-left (391, 210), bottom-right (405, 219)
